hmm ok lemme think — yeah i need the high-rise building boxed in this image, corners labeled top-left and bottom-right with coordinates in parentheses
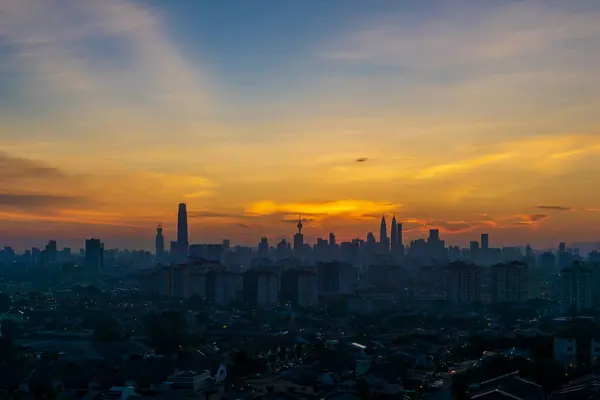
top-left (491, 262), bottom-right (528, 303)
top-left (243, 268), bottom-right (279, 307)
top-left (177, 203), bottom-right (189, 257)
top-left (258, 237), bottom-right (269, 257)
top-left (397, 222), bottom-right (403, 251)
top-left (276, 239), bottom-right (291, 260)
top-left (329, 233), bottom-right (336, 247)
top-left (379, 215), bottom-right (389, 253)
top-left (43, 240), bottom-right (58, 265)
top-left (429, 229), bottom-right (440, 241)
top-left (560, 263), bottom-right (592, 313)
top-left (470, 241), bottom-right (480, 259)
top-left (428, 229), bottom-right (445, 260)
top-left (390, 214), bottom-right (398, 255)
top-left (293, 215), bottom-right (304, 254)
top-left (85, 238), bottom-right (104, 281)
top-left (318, 262), bottom-right (358, 294)
top-left (539, 252), bottom-right (556, 271)
top-left (281, 269), bottom-right (319, 308)
top-left (446, 262), bottom-right (482, 304)
top-left (155, 223), bottom-right (165, 261)
top-left (206, 269), bottom-right (239, 306)
top-left (481, 234), bottom-right (489, 250)
top-left (379, 215), bottom-right (388, 243)
top-left (31, 247), bottom-right (41, 266)
top-left (367, 232), bottom-right (376, 243)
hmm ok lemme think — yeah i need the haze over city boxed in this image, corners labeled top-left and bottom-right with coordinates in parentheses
top-left (1, 0), bottom-right (600, 250)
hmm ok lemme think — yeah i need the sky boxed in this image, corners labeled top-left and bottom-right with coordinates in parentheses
top-left (0, 0), bottom-right (600, 251)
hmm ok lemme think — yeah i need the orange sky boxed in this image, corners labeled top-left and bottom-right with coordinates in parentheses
top-left (0, 0), bottom-right (599, 250)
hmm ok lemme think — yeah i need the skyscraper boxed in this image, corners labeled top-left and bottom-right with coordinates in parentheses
top-left (177, 203), bottom-right (189, 253)
top-left (470, 241), bottom-right (480, 257)
top-left (481, 233), bottom-right (489, 250)
top-left (379, 215), bottom-right (389, 253)
top-left (294, 214), bottom-right (304, 254)
top-left (258, 237), bottom-right (269, 257)
top-left (491, 262), bottom-right (528, 303)
top-left (446, 262), bottom-right (482, 304)
top-left (329, 232), bottom-right (336, 246)
top-left (397, 223), bottom-right (403, 250)
top-left (560, 263), bottom-right (592, 313)
top-left (85, 238), bottom-right (104, 282)
top-left (43, 240), bottom-right (57, 265)
top-left (379, 215), bottom-right (388, 243)
top-left (390, 214), bottom-right (398, 254)
top-left (429, 229), bottom-right (440, 241)
top-left (155, 223), bottom-right (165, 261)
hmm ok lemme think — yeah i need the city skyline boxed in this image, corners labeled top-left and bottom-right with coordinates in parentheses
top-left (1, 0), bottom-right (600, 249)
top-left (2, 202), bottom-right (600, 254)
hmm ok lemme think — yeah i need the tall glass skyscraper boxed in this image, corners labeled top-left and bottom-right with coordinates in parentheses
top-left (177, 203), bottom-right (189, 255)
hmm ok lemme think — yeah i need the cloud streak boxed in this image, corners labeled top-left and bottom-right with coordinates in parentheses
top-left (245, 199), bottom-right (399, 219)
top-left (0, 0), bottom-right (212, 137)
top-left (416, 153), bottom-right (511, 180)
top-left (0, 153), bottom-right (67, 182)
top-left (0, 193), bottom-right (84, 208)
top-left (537, 205), bottom-right (572, 211)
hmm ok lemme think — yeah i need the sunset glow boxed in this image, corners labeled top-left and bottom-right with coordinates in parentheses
top-left (1, 0), bottom-right (599, 250)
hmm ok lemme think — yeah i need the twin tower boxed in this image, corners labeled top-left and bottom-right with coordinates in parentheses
top-left (380, 214), bottom-right (403, 254)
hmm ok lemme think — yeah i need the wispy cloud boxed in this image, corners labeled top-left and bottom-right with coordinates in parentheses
top-left (0, 193), bottom-right (84, 208)
top-left (323, 2), bottom-right (600, 71)
top-left (537, 205), bottom-right (572, 211)
top-left (0, 152), bottom-right (68, 182)
top-left (513, 214), bottom-right (548, 226)
top-left (0, 0), bottom-right (212, 137)
top-left (416, 153), bottom-right (511, 180)
top-left (550, 145), bottom-right (600, 160)
top-left (245, 199), bottom-right (399, 219)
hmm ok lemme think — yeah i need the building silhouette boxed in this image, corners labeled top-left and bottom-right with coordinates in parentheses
top-left (155, 223), bottom-right (165, 261)
top-left (481, 233), bottom-right (489, 250)
top-left (470, 240), bottom-right (480, 260)
top-left (390, 214), bottom-right (398, 255)
top-left (281, 269), bottom-right (319, 308)
top-left (243, 268), bottom-right (279, 307)
top-left (170, 203), bottom-right (189, 263)
top-left (293, 214), bottom-right (304, 254)
top-left (258, 237), bottom-right (269, 258)
top-left (85, 238), bottom-right (104, 282)
top-left (491, 262), bottom-right (528, 303)
top-left (560, 263), bottom-right (592, 313)
top-left (379, 215), bottom-right (389, 253)
top-left (446, 262), bottom-right (482, 304)
top-left (397, 222), bottom-right (403, 253)
top-left (43, 240), bottom-right (57, 265)
top-left (177, 203), bottom-right (189, 252)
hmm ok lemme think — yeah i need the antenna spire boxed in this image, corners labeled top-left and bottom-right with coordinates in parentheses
top-left (297, 213), bottom-right (303, 234)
